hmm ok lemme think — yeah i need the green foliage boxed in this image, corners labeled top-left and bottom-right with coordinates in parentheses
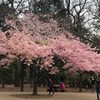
top-left (5, 67), bottom-right (14, 84)
top-left (0, 65), bottom-right (14, 84)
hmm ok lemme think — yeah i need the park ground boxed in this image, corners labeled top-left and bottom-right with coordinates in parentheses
top-left (0, 84), bottom-right (98, 100)
top-left (0, 92), bottom-right (98, 100)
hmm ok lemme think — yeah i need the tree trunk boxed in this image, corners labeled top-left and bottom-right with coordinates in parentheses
top-left (79, 73), bottom-right (82, 92)
top-left (14, 66), bottom-right (20, 87)
top-left (2, 70), bottom-right (5, 88)
top-left (26, 67), bottom-right (30, 84)
top-left (20, 61), bottom-right (25, 91)
top-left (14, 60), bottom-right (20, 87)
top-left (79, 82), bottom-right (82, 92)
top-left (33, 80), bottom-right (38, 95)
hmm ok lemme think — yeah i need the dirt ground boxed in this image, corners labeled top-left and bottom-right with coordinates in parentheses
top-left (0, 84), bottom-right (95, 93)
top-left (0, 84), bottom-right (97, 100)
top-left (0, 84), bottom-right (46, 92)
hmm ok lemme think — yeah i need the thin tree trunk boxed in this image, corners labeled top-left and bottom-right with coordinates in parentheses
top-left (30, 65), bottom-right (33, 87)
top-left (2, 70), bottom-right (5, 88)
top-left (79, 73), bottom-right (82, 92)
top-left (20, 61), bottom-right (25, 91)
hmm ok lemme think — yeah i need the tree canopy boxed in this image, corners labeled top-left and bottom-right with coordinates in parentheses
top-left (0, 14), bottom-right (100, 74)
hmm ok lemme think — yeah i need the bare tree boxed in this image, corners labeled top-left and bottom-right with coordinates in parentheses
top-left (88, 0), bottom-right (100, 34)
top-left (28, 0), bottom-right (97, 44)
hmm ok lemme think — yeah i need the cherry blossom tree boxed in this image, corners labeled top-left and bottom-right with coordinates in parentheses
top-left (51, 36), bottom-right (100, 91)
top-left (51, 37), bottom-right (100, 73)
top-left (0, 14), bottom-right (100, 94)
top-left (0, 30), bottom-right (55, 95)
